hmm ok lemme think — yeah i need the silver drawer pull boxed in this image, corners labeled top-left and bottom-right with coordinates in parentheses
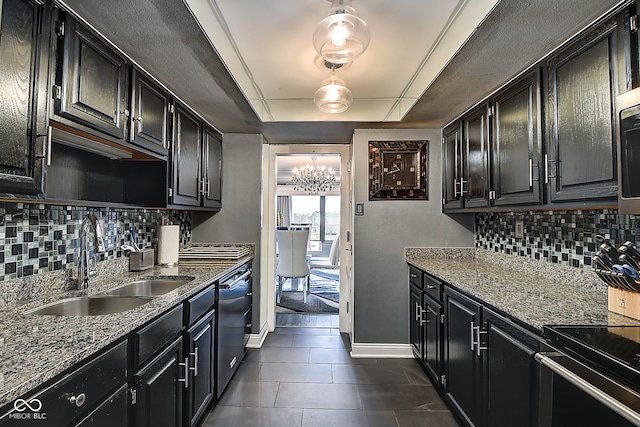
top-left (229, 356), bottom-right (237, 369)
top-left (178, 358), bottom-right (189, 388)
top-left (69, 393), bottom-right (86, 407)
top-left (190, 347), bottom-right (199, 377)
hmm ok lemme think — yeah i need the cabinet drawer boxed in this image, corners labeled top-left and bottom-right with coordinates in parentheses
top-left (409, 266), bottom-right (423, 288)
top-left (185, 284), bottom-right (215, 327)
top-left (0, 340), bottom-right (127, 427)
top-left (136, 304), bottom-right (184, 368)
top-left (424, 274), bottom-right (443, 302)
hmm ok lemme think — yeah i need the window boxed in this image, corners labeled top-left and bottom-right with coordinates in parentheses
top-left (291, 195), bottom-right (340, 251)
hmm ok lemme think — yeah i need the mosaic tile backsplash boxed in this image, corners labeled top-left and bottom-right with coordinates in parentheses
top-left (0, 202), bottom-right (191, 281)
top-left (475, 209), bottom-right (640, 269)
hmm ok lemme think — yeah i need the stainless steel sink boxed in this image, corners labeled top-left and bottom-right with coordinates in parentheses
top-left (105, 277), bottom-right (194, 297)
top-left (24, 296), bottom-right (154, 316)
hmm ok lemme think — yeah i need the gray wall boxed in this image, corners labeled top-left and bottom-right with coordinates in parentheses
top-left (352, 129), bottom-right (474, 344)
top-left (192, 133), bottom-right (263, 333)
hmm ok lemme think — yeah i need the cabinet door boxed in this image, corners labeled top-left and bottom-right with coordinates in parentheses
top-left (0, 0), bottom-right (50, 195)
top-left (442, 122), bottom-right (464, 210)
top-left (134, 337), bottom-right (184, 427)
top-left (492, 71), bottom-right (543, 206)
top-left (424, 296), bottom-right (442, 381)
top-left (445, 288), bottom-right (482, 427)
top-left (171, 103), bottom-right (202, 207)
top-left (54, 14), bottom-right (129, 140)
top-left (409, 285), bottom-right (424, 360)
top-left (547, 17), bottom-right (624, 202)
top-left (484, 309), bottom-right (540, 427)
top-left (202, 126), bottom-right (222, 209)
top-left (463, 104), bottom-right (491, 208)
top-left (130, 69), bottom-right (169, 156)
top-left (186, 312), bottom-right (215, 427)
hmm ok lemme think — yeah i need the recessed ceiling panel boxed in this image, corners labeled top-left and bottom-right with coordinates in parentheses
top-left (186, 0), bottom-right (500, 122)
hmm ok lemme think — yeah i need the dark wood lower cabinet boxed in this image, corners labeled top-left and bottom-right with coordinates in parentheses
top-left (484, 308), bottom-right (540, 427)
top-left (186, 311), bottom-right (215, 427)
top-left (411, 265), bottom-right (542, 427)
top-left (133, 337), bottom-right (184, 427)
top-left (445, 287), bottom-right (482, 427)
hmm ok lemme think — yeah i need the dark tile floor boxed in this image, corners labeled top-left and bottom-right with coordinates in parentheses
top-left (202, 317), bottom-right (460, 427)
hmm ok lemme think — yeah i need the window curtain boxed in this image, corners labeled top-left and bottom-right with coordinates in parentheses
top-left (277, 195), bottom-right (291, 227)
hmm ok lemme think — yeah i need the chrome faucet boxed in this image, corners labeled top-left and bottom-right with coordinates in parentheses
top-left (79, 213), bottom-right (106, 290)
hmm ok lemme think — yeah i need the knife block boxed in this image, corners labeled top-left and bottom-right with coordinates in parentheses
top-left (608, 287), bottom-right (640, 320)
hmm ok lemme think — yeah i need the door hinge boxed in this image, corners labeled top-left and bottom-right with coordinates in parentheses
top-left (488, 105), bottom-right (494, 117)
top-left (489, 190), bottom-right (496, 200)
top-left (346, 301), bottom-right (349, 313)
top-left (169, 104), bottom-right (175, 114)
top-left (631, 15), bottom-right (638, 32)
top-left (168, 187), bottom-right (173, 198)
top-left (52, 85), bottom-right (61, 100)
top-left (130, 388), bottom-right (137, 405)
top-left (440, 374), bottom-right (447, 388)
top-left (440, 314), bottom-right (445, 324)
top-left (55, 20), bottom-right (65, 37)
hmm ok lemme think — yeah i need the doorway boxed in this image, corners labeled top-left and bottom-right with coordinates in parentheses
top-left (259, 144), bottom-right (353, 335)
top-left (275, 157), bottom-right (341, 326)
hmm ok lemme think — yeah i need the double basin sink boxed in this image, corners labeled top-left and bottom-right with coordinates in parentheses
top-left (25, 277), bottom-right (194, 316)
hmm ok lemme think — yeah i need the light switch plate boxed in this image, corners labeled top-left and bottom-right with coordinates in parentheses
top-left (515, 220), bottom-right (524, 238)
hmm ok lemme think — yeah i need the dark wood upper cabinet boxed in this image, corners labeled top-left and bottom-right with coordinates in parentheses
top-left (442, 122), bottom-right (464, 211)
top-left (171, 102), bottom-right (202, 207)
top-left (546, 16), bottom-right (626, 202)
top-left (130, 69), bottom-right (169, 156)
top-left (202, 125), bottom-right (222, 209)
top-left (0, 0), bottom-right (51, 195)
top-left (463, 104), bottom-right (491, 209)
top-left (53, 13), bottom-right (129, 140)
top-left (491, 70), bottom-right (543, 206)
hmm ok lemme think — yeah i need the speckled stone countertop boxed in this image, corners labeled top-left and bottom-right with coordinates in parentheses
top-left (405, 247), bottom-right (640, 331)
top-left (0, 256), bottom-right (252, 408)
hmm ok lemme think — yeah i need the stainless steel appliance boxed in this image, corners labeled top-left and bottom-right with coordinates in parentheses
top-left (538, 326), bottom-right (640, 426)
top-left (617, 87), bottom-right (640, 214)
top-left (216, 266), bottom-right (252, 398)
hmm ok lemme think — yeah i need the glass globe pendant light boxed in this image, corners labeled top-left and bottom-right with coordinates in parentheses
top-left (313, 0), bottom-right (370, 64)
top-left (314, 70), bottom-right (353, 113)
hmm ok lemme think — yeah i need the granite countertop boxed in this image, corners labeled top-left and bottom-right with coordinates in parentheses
top-left (405, 248), bottom-right (640, 332)
top-left (0, 256), bottom-right (252, 408)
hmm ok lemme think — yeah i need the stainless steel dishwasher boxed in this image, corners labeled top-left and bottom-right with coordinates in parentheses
top-left (216, 264), bottom-right (252, 398)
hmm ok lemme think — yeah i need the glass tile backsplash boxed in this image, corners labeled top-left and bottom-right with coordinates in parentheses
top-left (0, 202), bottom-right (191, 281)
top-left (475, 209), bottom-right (640, 269)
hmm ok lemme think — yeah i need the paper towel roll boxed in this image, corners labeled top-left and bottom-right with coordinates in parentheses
top-left (158, 225), bottom-right (180, 265)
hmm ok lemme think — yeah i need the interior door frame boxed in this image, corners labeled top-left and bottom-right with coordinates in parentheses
top-left (260, 143), bottom-right (353, 334)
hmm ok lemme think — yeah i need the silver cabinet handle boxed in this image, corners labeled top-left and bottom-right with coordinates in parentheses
top-left (426, 284), bottom-right (436, 290)
top-left (535, 352), bottom-right (640, 426)
top-left (453, 178), bottom-right (459, 198)
top-left (460, 180), bottom-right (468, 195)
top-left (178, 358), bottom-right (189, 388)
top-left (473, 325), bottom-right (487, 356)
top-left (529, 158), bottom-right (533, 187)
top-left (190, 348), bottom-right (198, 377)
top-left (46, 126), bottom-right (52, 166)
top-left (470, 322), bottom-right (475, 351)
top-left (68, 393), bottom-right (86, 407)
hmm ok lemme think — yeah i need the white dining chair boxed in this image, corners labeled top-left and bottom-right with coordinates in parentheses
top-left (276, 229), bottom-right (310, 303)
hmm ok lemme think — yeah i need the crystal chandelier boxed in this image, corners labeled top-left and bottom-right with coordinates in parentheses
top-left (291, 157), bottom-right (337, 194)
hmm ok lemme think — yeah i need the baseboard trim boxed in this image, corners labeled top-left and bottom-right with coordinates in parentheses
top-left (350, 342), bottom-right (414, 358)
top-left (246, 323), bottom-right (269, 348)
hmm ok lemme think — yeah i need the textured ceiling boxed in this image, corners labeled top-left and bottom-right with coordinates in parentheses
top-left (58, 0), bottom-right (626, 144)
